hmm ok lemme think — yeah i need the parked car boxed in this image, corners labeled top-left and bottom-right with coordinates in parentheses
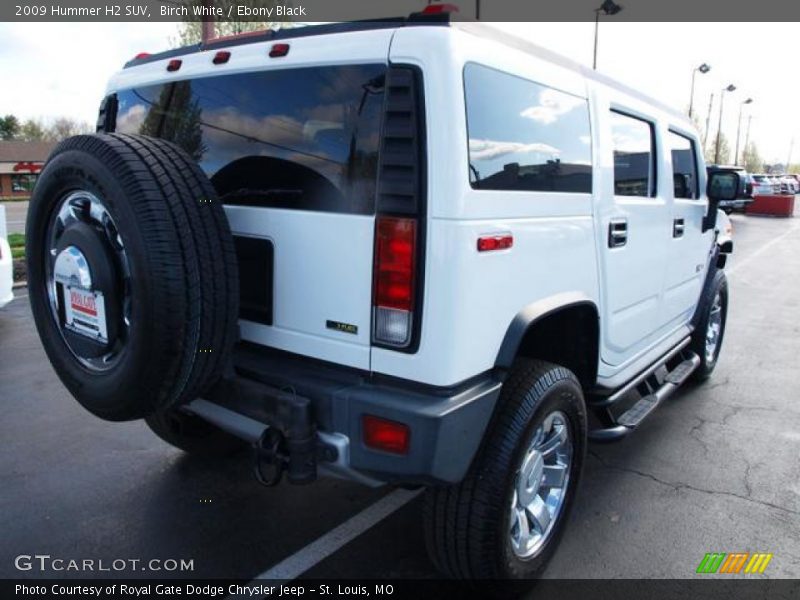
top-left (769, 175), bottom-right (783, 193)
top-left (751, 174), bottom-right (777, 195)
top-left (0, 206), bottom-right (14, 308)
top-left (707, 165), bottom-right (752, 212)
top-left (779, 175), bottom-right (797, 194)
top-left (25, 16), bottom-right (738, 582)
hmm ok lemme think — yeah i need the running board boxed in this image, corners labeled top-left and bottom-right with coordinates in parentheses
top-left (589, 351), bottom-right (701, 442)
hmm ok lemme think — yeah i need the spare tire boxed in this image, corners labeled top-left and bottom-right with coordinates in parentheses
top-left (27, 134), bottom-right (239, 421)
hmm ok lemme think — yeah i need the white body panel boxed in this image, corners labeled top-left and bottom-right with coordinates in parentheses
top-left (106, 23), bottom-right (715, 390)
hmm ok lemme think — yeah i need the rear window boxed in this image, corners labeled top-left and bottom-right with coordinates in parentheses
top-left (114, 64), bottom-right (387, 214)
top-left (464, 63), bottom-right (592, 194)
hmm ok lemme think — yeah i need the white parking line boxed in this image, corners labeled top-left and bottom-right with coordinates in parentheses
top-left (727, 223), bottom-right (798, 276)
top-left (236, 488), bottom-right (422, 590)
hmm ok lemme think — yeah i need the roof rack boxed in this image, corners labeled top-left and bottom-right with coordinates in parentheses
top-left (124, 13), bottom-right (451, 69)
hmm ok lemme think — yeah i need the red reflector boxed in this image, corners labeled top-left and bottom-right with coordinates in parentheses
top-left (477, 234), bottom-right (513, 252)
top-left (134, 52), bottom-right (151, 60)
top-left (269, 43), bottom-right (290, 58)
top-left (213, 51), bottom-right (230, 64)
top-left (422, 3), bottom-right (460, 14)
top-left (362, 415), bottom-right (410, 455)
top-left (374, 217), bottom-right (416, 311)
top-left (166, 59), bottom-right (182, 72)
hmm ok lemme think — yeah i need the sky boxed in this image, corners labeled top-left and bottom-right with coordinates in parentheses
top-left (0, 21), bottom-right (797, 164)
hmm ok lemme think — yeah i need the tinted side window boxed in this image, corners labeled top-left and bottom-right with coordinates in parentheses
top-left (668, 131), bottom-right (698, 199)
top-left (464, 63), bottom-right (592, 193)
top-left (611, 111), bottom-right (655, 197)
top-left (114, 64), bottom-right (386, 215)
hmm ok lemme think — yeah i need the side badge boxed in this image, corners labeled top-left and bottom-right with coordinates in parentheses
top-left (326, 320), bottom-right (358, 335)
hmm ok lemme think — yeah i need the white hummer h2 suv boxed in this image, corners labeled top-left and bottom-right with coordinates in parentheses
top-left (26, 14), bottom-right (739, 581)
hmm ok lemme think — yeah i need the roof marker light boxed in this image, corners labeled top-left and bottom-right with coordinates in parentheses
top-left (421, 3), bottom-right (460, 14)
top-left (134, 52), bottom-right (151, 60)
top-left (166, 59), bottom-right (182, 72)
top-left (269, 43), bottom-right (290, 58)
top-left (213, 51), bottom-right (231, 65)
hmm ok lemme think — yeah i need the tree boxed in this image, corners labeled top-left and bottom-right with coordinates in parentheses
top-left (705, 131), bottom-right (731, 165)
top-left (171, 0), bottom-right (286, 47)
top-left (741, 142), bottom-right (763, 173)
top-left (45, 117), bottom-right (92, 142)
top-left (0, 114), bottom-right (20, 140)
top-left (19, 118), bottom-right (47, 142)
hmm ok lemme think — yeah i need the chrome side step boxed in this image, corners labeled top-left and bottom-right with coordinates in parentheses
top-left (588, 350), bottom-right (701, 442)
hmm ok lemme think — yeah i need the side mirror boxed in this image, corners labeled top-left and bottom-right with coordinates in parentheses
top-left (704, 170), bottom-right (740, 232)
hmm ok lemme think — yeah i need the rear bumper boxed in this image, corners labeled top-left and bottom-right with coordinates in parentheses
top-left (198, 344), bottom-right (501, 485)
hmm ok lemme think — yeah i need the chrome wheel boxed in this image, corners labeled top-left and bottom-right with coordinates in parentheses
top-left (509, 410), bottom-right (573, 559)
top-left (45, 190), bottom-right (131, 372)
top-left (704, 291), bottom-right (723, 364)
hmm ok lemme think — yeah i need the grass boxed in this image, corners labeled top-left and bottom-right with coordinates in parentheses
top-left (8, 233), bottom-right (24, 260)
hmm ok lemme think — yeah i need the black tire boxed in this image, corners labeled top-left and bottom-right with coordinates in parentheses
top-left (690, 268), bottom-right (728, 382)
top-left (145, 409), bottom-right (246, 458)
top-left (423, 360), bottom-right (587, 580)
top-left (27, 133), bottom-right (239, 421)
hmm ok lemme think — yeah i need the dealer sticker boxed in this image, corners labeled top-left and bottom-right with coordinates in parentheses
top-left (63, 287), bottom-right (108, 343)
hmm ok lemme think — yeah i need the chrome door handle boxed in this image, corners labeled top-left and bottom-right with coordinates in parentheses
top-left (673, 218), bottom-right (685, 238)
top-left (608, 218), bottom-right (628, 248)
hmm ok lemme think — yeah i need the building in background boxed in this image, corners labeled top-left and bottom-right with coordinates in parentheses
top-left (0, 141), bottom-right (56, 198)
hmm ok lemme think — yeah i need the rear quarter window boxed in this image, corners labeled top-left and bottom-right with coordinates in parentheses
top-left (464, 63), bottom-right (592, 194)
top-left (114, 64), bottom-right (387, 215)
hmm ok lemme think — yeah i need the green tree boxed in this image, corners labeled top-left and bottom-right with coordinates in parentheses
top-left (741, 142), bottom-right (763, 173)
top-left (170, 0), bottom-right (288, 47)
top-left (0, 114), bottom-right (20, 140)
top-left (19, 118), bottom-right (47, 142)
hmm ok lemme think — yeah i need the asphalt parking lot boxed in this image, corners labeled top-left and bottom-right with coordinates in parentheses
top-left (1, 207), bottom-right (798, 583)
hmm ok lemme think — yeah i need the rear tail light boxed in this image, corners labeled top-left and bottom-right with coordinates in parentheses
top-left (373, 217), bottom-right (417, 347)
top-left (362, 415), bottom-right (410, 455)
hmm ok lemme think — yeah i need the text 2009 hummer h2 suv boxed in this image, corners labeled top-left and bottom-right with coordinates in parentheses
top-left (26, 15), bottom-right (739, 580)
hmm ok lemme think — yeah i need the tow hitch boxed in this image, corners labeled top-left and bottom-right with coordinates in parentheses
top-left (186, 381), bottom-right (334, 487)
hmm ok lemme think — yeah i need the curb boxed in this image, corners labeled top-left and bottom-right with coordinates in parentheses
top-left (12, 281), bottom-right (27, 290)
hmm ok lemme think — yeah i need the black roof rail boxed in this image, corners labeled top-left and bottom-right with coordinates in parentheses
top-left (123, 14), bottom-right (451, 69)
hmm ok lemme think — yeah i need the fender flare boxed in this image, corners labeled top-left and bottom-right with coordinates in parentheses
top-left (495, 291), bottom-right (599, 370)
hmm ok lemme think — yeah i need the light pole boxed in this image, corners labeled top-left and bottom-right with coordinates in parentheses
top-left (593, 0), bottom-right (623, 70)
top-left (688, 63), bottom-right (711, 120)
top-left (733, 98), bottom-right (753, 166)
top-left (703, 92), bottom-right (714, 148)
top-left (743, 114), bottom-right (753, 156)
top-left (714, 84), bottom-right (737, 165)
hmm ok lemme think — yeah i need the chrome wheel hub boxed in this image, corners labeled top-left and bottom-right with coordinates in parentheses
top-left (45, 190), bottom-right (131, 372)
top-left (705, 291), bottom-right (723, 364)
top-left (509, 410), bottom-right (572, 559)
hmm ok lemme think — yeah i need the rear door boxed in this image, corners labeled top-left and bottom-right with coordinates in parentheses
top-left (113, 32), bottom-right (394, 369)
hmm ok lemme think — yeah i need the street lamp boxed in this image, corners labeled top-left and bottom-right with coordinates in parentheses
top-left (688, 63), bottom-right (711, 119)
top-left (733, 98), bottom-right (753, 166)
top-left (714, 84), bottom-right (737, 165)
top-left (593, 0), bottom-right (623, 70)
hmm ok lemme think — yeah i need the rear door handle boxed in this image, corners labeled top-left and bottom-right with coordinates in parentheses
top-left (673, 218), bottom-right (685, 238)
top-left (608, 218), bottom-right (628, 248)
